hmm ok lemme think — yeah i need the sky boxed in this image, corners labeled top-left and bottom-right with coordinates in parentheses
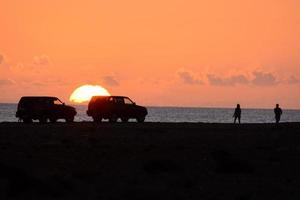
top-left (0, 0), bottom-right (300, 108)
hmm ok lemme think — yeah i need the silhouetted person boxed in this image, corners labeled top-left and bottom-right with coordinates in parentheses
top-left (233, 104), bottom-right (241, 124)
top-left (274, 104), bottom-right (282, 124)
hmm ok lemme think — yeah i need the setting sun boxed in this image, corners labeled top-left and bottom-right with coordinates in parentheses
top-left (69, 85), bottom-right (111, 103)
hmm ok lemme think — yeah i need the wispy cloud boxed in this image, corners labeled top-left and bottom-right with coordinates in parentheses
top-left (177, 68), bottom-right (204, 85)
top-left (33, 55), bottom-right (50, 65)
top-left (251, 71), bottom-right (279, 86)
top-left (207, 70), bottom-right (281, 87)
top-left (0, 79), bottom-right (16, 86)
top-left (0, 54), bottom-right (10, 68)
top-left (287, 76), bottom-right (300, 84)
top-left (207, 74), bottom-right (249, 86)
top-left (102, 75), bottom-right (120, 86)
top-left (0, 54), bottom-right (4, 65)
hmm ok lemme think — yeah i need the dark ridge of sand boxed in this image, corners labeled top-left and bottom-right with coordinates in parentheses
top-left (0, 122), bottom-right (300, 199)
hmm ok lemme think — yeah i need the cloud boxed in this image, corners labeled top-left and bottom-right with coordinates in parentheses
top-left (0, 54), bottom-right (10, 68)
top-left (33, 55), bottom-right (50, 65)
top-left (207, 70), bottom-right (281, 87)
top-left (0, 54), bottom-right (3, 64)
top-left (287, 76), bottom-right (300, 84)
top-left (33, 82), bottom-right (47, 87)
top-left (177, 68), bottom-right (203, 85)
top-left (0, 79), bottom-right (16, 86)
top-left (251, 71), bottom-right (279, 86)
top-left (102, 75), bottom-right (120, 86)
top-left (207, 74), bottom-right (249, 86)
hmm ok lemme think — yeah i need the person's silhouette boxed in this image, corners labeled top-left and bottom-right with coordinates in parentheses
top-left (233, 104), bottom-right (241, 124)
top-left (274, 104), bottom-right (282, 124)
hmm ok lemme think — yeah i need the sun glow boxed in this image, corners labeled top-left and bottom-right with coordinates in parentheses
top-left (69, 85), bottom-right (111, 103)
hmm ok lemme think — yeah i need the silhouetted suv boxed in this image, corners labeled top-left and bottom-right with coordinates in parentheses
top-left (87, 96), bottom-right (147, 122)
top-left (16, 96), bottom-right (77, 123)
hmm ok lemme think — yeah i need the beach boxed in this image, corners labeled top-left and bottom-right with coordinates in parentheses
top-left (0, 122), bottom-right (300, 199)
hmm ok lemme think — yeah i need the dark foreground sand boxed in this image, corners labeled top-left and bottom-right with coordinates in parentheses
top-left (0, 122), bottom-right (300, 199)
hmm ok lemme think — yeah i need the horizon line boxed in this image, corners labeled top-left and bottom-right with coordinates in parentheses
top-left (0, 102), bottom-right (299, 111)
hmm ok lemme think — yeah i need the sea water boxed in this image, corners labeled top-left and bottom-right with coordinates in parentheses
top-left (0, 103), bottom-right (299, 123)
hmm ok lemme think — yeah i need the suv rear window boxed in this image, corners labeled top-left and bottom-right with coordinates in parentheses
top-left (124, 97), bottom-right (134, 105)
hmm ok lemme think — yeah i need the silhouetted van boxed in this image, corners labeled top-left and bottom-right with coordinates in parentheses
top-left (87, 96), bottom-right (147, 122)
top-left (16, 96), bottom-right (77, 123)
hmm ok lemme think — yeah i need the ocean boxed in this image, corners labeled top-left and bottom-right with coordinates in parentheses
top-left (1, 103), bottom-right (299, 123)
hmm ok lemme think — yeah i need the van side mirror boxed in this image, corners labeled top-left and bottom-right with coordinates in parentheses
top-left (63, 103), bottom-right (65, 106)
top-left (133, 102), bottom-right (136, 105)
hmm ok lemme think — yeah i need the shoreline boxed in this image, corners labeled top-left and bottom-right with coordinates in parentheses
top-left (1, 121), bottom-right (300, 123)
top-left (2, 102), bottom-right (300, 110)
top-left (0, 121), bottom-right (300, 131)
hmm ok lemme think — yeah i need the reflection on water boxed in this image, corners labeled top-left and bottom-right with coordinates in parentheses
top-left (1, 104), bottom-right (300, 123)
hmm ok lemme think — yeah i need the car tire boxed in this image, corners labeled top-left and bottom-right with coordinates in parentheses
top-left (49, 118), bottom-right (57, 123)
top-left (23, 118), bottom-right (32, 123)
top-left (109, 115), bottom-right (118, 123)
top-left (92, 115), bottom-right (102, 123)
top-left (136, 116), bottom-right (145, 123)
top-left (39, 117), bottom-right (48, 123)
top-left (121, 117), bottom-right (129, 122)
top-left (66, 116), bottom-right (74, 122)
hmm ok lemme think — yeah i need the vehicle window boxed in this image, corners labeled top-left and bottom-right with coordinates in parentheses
top-left (44, 99), bottom-right (53, 105)
top-left (124, 98), bottom-right (134, 105)
top-left (115, 97), bottom-right (125, 104)
top-left (108, 97), bottom-right (114, 102)
top-left (54, 99), bottom-right (63, 105)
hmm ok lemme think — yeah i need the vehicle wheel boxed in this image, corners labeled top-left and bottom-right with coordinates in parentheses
top-left (92, 115), bottom-right (102, 123)
top-left (23, 118), bottom-right (32, 123)
top-left (136, 116), bottom-right (145, 123)
top-left (39, 117), bottom-right (48, 123)
top-left (49, 118), bottom-right (57, 123)
top-left (109, 115), bottom-right (118, 123)
top-left (121, 117), bottom-right (129, 122)
top-left (66, 116), bottom-right (74, 122)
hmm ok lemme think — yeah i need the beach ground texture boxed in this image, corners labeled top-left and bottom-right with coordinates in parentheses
top-left (0, 122), bottom-right (300, 199)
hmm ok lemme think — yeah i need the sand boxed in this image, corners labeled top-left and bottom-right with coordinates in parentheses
top-left (0, 122), bottom-right (300, 199)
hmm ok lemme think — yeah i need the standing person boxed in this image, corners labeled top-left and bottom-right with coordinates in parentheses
top-left (274, 104), bottom-right (282, 124)
top-left (233, 104), bottom-right (241, 124)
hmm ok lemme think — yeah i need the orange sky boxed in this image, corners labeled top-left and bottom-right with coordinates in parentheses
top-left (0, 0), bottom-right (300, 108)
